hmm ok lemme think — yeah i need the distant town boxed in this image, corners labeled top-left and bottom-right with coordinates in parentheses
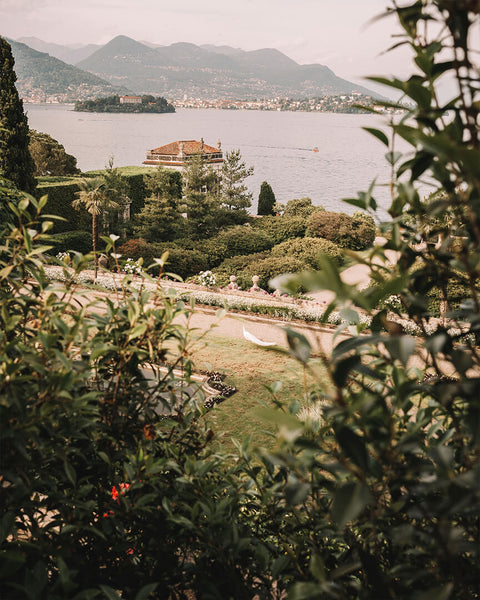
top-left (24, 92), bottom-right (397, 114)
top-left (173, 93), bottom-right (396, 114)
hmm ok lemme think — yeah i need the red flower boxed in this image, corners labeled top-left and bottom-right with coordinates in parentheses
top-left (111, 486), bottom-right (119, 501)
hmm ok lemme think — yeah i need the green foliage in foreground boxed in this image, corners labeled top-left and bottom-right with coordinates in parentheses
top-left (1, 3), bottom-right (480, 599)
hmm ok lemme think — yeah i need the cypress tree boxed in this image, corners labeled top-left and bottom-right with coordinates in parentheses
top-left (0, 37), bottom-right (36, 194)
top-left (257, 181), bottom-right (276, 216)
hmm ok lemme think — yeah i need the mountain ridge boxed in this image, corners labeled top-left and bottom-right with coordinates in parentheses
top-left (6, 38), bottom-right (132, 102)
top-left (75, 35), bottom-right (376, 99)
top-left (10, 34), bottom-right (378, 101)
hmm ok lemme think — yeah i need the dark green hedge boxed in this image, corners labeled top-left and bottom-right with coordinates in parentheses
top-left (49, 231), bottom-right (93, 255)
top-left (124, 173), bottom-right (147, 217)
top-left (117, 238), bottom-right (209, 279)
top-left (35, 179), bottom-right (90, 233)
top-left (85, 170), bottom-right (148, 217)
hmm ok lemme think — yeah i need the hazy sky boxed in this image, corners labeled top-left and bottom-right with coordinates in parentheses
top-left (0, 0), bottom-right (411, 88)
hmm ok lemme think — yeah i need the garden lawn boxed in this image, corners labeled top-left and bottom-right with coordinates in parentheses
top-left (187, 333), bottom-right (330, 449)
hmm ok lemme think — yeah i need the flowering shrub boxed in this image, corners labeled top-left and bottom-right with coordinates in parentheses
top-left (382, 294), bottom-right (403, 312)
top-left (56, 251), bottom-right (70, 263)
top-left (122, 258), bottom-right (142, 275)
top-left (197, 270), bottom-right (216, 287)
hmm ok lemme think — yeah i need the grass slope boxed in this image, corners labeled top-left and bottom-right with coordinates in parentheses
top-left (188, 334), bottom-right (329, 449)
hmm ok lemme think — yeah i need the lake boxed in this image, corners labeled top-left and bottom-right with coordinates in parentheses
top-left (25, 104), bottom-right (395, 216)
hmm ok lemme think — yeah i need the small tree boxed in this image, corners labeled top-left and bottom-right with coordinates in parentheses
top-left (72, 177), bottom-right (119, 277)
top-left (182, 155), bottom-right (222, 238)
top-left (133, 194), bottom-right (181, 242)
top-left (220, 148), bottom-right (253, 219)
top-left (102, 158), bottom-right (131, 236)
top-left (134, 167), bottom-right (183, 242)
top-left (0, 37), bottom-right (36, 194)
top-left (145, 166), bottom-right (182, 200)
top-left (182, 153), bottom-right (218, 195)
top-left (257, 181), bottom-right (276, 216)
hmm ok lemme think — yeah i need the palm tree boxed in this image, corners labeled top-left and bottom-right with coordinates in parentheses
top-left (72, 178), bottom-right (119, 278)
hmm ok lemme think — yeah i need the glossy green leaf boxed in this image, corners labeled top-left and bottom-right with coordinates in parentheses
top-left (336, 426), bottom-right (369, 471)
top-left (285, 328), bottom-right (311, 364)
top-left (99, 585), bottom-right (122, 600)
top-left (134, 583), bottom-right (159, 600)
top-left (384, 336), bottom-right (417, 367)
top-left (332, 482), bottom-right (371, 529)
top-left (64, 460), bottom-right (77, 487)
top-left (363, 127), bottom-right (389, 146)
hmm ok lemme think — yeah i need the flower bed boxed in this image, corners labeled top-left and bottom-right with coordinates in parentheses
top-left (43, 266), bottom-right (467, 338)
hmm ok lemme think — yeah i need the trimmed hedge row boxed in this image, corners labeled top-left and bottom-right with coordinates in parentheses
top-left (35, 178), bottom-right (90, 233)
top-left (117, 238), bottom-right (209, 279)
top-left (36, 168), bottom-right (153, 233)
top-left (49, 231), bottom-right (93, 255)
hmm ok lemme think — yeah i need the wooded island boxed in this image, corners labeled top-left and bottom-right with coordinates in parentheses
top-left (74, 94), bottom-right (175, 113)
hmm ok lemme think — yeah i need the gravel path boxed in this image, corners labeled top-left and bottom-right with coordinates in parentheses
top-left (179, 306), bottom-right (347, 356)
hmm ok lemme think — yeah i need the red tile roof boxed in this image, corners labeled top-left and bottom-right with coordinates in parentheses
top-left (150, 140), bottom-right (220, 155)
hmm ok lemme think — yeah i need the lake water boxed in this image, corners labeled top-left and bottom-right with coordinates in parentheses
top-left (25, 103), bottom-right (395, 216)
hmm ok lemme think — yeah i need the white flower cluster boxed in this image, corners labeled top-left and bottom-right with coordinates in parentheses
top-left (197, 270), bottom-right (216, 287)
top-left (384, 294), bottom-right (403, 311)
top-left (56, 252), bottom-right (70, 262)
top-left (122, 258), bottom-right (143, 275)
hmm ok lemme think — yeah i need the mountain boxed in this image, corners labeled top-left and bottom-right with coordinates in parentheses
top-left (17, 37), bottom-right (100, 64)
top-left (6, 38), bottom-right (132, 102)
top-left (76, 35), bottom-right (376, 99)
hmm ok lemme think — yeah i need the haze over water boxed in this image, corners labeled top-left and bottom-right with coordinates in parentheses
top-left (26, 104), bottom-right (398, 216)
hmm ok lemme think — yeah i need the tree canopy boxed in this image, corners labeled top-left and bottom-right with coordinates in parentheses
top-left (0, 37), bottom-right (36, 194)
top-left (29, 129), bottom-right (80, 177)
top-left (220, 149), bottom-right (253, 212)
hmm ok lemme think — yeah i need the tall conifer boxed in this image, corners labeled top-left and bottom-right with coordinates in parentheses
top-left (257, 181), bottom-right (276, 215)
top-left (0, 37), bottom-right (36, 193)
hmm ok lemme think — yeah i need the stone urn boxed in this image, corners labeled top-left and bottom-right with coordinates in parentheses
top-left (251, 275), bottom-right (261, 291)
top-left (228, 275), bottom-right (239, 290)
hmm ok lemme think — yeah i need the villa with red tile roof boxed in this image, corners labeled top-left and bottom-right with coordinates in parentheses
top-left (143, 138), bottom-right (224, 171)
